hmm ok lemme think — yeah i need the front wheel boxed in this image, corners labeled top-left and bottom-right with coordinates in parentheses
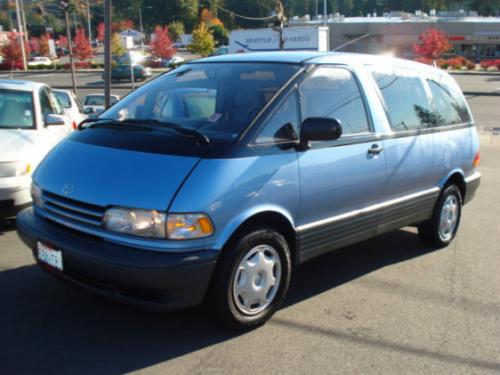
top-left (418, 184), bottom-right (462, 247)
top-left (209, 226), bottom-right (292, 330)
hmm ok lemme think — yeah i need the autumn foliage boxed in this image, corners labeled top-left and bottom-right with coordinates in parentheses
top-left (0, 32), bottom-right (30, 70)
top-left (112, 20), bottom-right (134, 33)
top-left (413, 28), bottom-right (451, 60)
top-left (97, 22), bottom-right (105, 42)
top-left (39, 34), bottom-right (50, 57)
top-left (73, 28), bottom-right (93, 61)
top-left (150, 26), bottom-right (175, 59)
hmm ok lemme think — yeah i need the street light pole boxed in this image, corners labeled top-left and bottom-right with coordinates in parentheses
top-left (86, 0), bottom-right (92, 43)
top-left (323, 0), bottom-right (327, 26)
top-left (14, 0), bottom-right (27, 71)
top-left (63, 9), bottom-right (78, 96)
top-left (104, 0), bottom-right (112, 109)
top-left (139, 8), bottom-right (143, 48)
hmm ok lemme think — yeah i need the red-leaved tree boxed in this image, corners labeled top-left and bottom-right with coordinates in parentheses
top-left (1, 32), bottom-right (30, 70)
top-left (57, 35), bottom-right (68, 49)
top-left (97, 22), bottom-right (105, 42)
top-left (150, 26), bottom-right (175, 59)
top-left (112, 20), bottom-right (133, 33)
top-left (39, 33), bottom-right (50, 57)
top-left (414, 28), bottom-right (452, 61)
top-left (73, 28), bottom-right (93, 61)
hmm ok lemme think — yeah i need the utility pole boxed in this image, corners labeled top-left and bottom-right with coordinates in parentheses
top-left (14, 0), bottom-right (27, 71)
top-left (139, 7), bottom-right (143, 48)
top-left (20, 0), bottom-right (28, 44)
top-left (86, 0), bottom-right (92, 43)
top-left (273, 1), bottom-right (286, 50)
top-left (60, 1), bottom-right (78, 96)
top-left (104, 0), bottom-right (112, 109)
top-left (323, 0), bottom-right (327, 26)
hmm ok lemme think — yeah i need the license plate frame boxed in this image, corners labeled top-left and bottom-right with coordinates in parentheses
top-left (37, 241), bottom-right (63, 271)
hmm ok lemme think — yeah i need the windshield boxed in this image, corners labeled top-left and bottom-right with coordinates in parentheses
top-left (84, 95), bottom-right (118, 106)
top-left (0, 89), bottom-right (34, 129)
top-left (55, 91), bottom-right (71, 108)
top-left (102, 62), bottom-right (301, 141)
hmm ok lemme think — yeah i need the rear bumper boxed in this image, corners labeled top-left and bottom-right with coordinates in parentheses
top-left (464, 171), bottom-right (481, 205)
top-left (16, 208), bottom-right (218, 310)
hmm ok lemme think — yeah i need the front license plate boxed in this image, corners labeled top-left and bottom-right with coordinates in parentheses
top-left (37, 242), bottom-right (63, 271)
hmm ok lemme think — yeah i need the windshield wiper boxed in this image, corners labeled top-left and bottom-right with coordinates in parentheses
top-left (79, 117), bottom-right (210, 145)
top-left (122, 119), bottom-right (211, 145)
top-left (78, 118), bottom-right (152, 131)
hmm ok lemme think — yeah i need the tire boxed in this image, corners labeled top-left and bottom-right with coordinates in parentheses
top-left (209, 226), bottom-right (292, 330)
top-left (418, 184), bottom-right (462, 247)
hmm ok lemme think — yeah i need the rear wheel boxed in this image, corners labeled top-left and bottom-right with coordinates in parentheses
top-left (418, 184), bottom-right (462, 247)
top-left (210, 226), bottom-right (292, 329)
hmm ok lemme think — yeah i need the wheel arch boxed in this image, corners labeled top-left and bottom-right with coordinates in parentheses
top-left (439, 169), bottom-right (466, 201)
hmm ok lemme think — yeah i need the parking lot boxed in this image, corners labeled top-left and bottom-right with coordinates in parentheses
top-left (1, 88), bottom-right (499, 373)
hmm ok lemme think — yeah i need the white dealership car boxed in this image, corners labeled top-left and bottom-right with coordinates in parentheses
top-left (0, 80), bottom-right (71, 218)
top-left (54, 89), bottom-right (87, 129)
top-left (82, 93), bottom-right (120, 117)
top-left (27, 56), bottom-right (54, 68)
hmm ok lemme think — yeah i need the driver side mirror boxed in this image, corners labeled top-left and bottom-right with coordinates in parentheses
top-left (44, 113), bottom-right (66, 126)
top-left (300, 117), bottom-right (342, 149)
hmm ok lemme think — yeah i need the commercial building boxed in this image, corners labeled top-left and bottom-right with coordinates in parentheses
top-left (289, 11), bottom-right (500, 61)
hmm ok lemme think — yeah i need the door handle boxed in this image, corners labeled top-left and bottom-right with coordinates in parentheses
top-left (368, 143), bottom-right (384, 155)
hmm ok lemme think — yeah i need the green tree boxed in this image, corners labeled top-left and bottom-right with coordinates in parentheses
top-left (188, 22), bottom-right (215, 56)
top-left (169, 21), bottom-right (185, 42)
top-left (210, 24), bottom-right (229, 46)
top-left (111, 32), bottom-right (126, 56)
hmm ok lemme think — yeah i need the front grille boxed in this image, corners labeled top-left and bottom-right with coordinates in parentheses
top-left (42, 191), bottom-right (105, 227)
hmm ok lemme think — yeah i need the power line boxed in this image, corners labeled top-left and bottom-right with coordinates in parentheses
top-left (205, 0), bottom-right (276, 21)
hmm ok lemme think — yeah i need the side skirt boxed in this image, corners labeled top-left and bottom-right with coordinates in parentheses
top-left (297, 189), bottom-right (440, 263)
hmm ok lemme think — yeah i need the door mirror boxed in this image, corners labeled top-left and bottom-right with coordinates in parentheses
top-left (300, 117), bottom-right (342, 148)
top-left (44, 113), bottom-right (66, 126)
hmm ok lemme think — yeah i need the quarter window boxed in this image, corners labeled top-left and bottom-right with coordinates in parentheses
top-left (300, 67), bottom-right (370, 136)
top-left (371, 68), bottom-right (436, 130)
top-left (427, 78), bottom-right (471, 125)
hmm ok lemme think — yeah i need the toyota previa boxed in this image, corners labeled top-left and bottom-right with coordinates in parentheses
top-left (17, 52), bottom-right (481, 328)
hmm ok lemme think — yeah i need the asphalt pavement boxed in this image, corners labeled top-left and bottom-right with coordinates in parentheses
top-left (0, 100), bottom-right (499, 374)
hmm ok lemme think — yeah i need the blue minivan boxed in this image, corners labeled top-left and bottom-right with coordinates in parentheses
top-left (17, 52), bottom-right (481, 328)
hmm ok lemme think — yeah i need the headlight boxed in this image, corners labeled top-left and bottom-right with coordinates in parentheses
top-left (102, 207), bottom-right (214, 240)
top-left (0, 161), bottom-right (31, 178)
top-left (31, 183), bottom-right (44, 208)
top-left (103, 207), bottom-right (166, 238)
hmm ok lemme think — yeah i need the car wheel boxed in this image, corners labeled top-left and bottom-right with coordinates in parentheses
top-left (210, 226), bottom-right (292, 330)
top-left (418, 184), bottom-right (462, 247)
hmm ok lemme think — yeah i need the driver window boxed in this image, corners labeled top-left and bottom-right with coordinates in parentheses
top-left (39, 88), bottom-right (53, 116)
top-left (255, 91), bottom-right (299, 144)
top-left (300, 67), bottom-right (370, 136)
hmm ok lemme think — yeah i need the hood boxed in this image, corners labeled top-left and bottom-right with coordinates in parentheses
top-left (33, 131), bottom-right (204, 210)
top-left (0, 129), bottom-right (37, 163)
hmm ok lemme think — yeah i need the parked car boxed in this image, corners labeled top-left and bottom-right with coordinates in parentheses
top-left (160, 55), bottom-right (184, 67)
top-left (107, 63), bottom-right (152, 82)
top-left (0, 80), bottom-right (71, 218)
top-left (27, 57), bottom-right (54, 68)
top-left (54, 89), bottom-right (87, 129)
top-left (82, 93), bottom-right (120, 117)
top-left (17, 52), bottom-right (481, 329)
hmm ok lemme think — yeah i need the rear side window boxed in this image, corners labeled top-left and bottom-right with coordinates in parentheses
top-left (427, 77), bottom-right (471, 125)
top-left (300, 66), bottom-right (370, 136)
top-left (371, 68), bottom-right (435, 131)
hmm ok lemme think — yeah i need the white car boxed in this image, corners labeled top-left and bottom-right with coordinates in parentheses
top-left (27, 56), bottom-right (54, 68)
top-left (82, 93), bottom-right (120, 117)
top-left (54, 89), bottom-right (87, 129)
top-left (0, 80), bottom-right (72, 218)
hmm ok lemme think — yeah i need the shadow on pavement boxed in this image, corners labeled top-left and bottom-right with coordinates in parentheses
top-left (1, 228), bottom-right (439, 374)
top-left (0, 219), bottom-right (16, 235)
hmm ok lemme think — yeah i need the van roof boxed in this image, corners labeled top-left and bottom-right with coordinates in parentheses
top-left (197, 51), bottom-right (440, 74)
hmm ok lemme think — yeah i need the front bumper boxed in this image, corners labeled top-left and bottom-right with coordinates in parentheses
top-left (16, 208), bottom-right (218, 310)
top-left (0, 184), bottom-right (31, 218)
